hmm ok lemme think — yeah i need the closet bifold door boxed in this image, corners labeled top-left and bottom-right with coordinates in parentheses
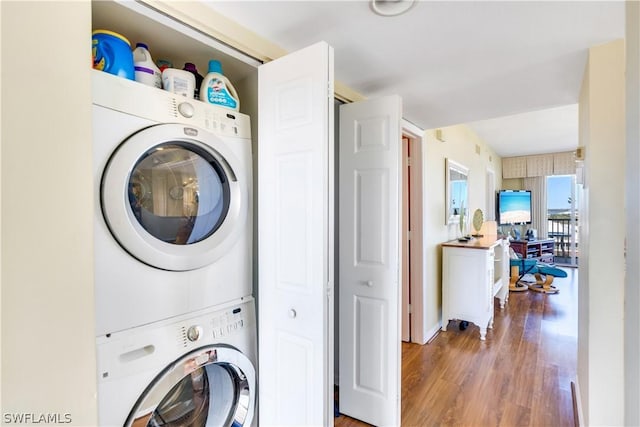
top-left (258, 41), bottom-right (335, 426)
top-left (339, 95), bottom-right (403, 427)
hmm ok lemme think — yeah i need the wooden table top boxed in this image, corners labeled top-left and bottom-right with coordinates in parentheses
top-left (441, 235), bottom-right (508, 250)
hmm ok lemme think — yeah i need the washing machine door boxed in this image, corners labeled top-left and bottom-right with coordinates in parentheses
top-left (126, 346), bottom-right (255, 427)
top-left (101, 124), bottom-right (248, 271)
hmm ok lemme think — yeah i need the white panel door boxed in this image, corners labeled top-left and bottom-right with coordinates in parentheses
top-left (258, 42), bottom-right (334, 426)
top-left (339, 95), bottom-right (402, 426)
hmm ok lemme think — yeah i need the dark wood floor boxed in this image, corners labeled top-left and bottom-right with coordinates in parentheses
top-left (335, 268), bottom-right (578, 427)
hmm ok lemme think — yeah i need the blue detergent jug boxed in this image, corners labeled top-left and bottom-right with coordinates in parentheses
top-left (92, 30), bottom-right (134, 80)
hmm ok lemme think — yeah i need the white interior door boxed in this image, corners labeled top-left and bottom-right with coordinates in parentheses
top-left (339, 95), bottom-right (402, 426)
top-left (258, 42), bottom-right (334, 426)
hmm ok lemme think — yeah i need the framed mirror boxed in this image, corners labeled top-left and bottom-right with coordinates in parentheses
top-left (445, 158), bottom-right (469, 225)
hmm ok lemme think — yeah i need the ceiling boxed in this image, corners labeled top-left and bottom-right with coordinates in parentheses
top-left (204, 0), bottom-right (624, 157)
top-left (467, 103), bottom-right (579, 157)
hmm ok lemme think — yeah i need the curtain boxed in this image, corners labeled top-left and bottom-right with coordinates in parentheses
top-left (503, 151), bottom-right (576, 178)
top-left (502, 156), bottom-right (527, 178)
top-left (526, 155), bottom-right (554, 177)
top-left (553, 152), bottom-right (576, 175)
top-left (524, 176), bottom-right (548, 239)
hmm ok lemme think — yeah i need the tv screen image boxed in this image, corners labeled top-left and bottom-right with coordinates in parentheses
top-left (497, 190), bottom-right (532, 225)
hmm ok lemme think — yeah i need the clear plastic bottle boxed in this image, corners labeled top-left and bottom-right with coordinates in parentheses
top-left (162, 68), bottom-right (195, 98)
top-left (200, 60), bottom-right (240, 111)
top-left (133, 43), bottom-right (162, 88)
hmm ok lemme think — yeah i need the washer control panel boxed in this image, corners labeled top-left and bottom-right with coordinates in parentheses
top-left (211, 306), bottom-right (245, 339)
top-left (96, 299), bottom-right (255, 385)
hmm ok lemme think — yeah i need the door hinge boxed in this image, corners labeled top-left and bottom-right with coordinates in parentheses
top-left (406, 156), bottom-right (412, 167)
top-left (407, 230), bottom-right (412, 241)
top-left (407, 304), bottom-right (412, 314)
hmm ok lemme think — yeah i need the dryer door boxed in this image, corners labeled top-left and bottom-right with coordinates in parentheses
top-left (102, 123), bottom-right (248, 271)
top-left (126, 346), bottom-right (256, 427)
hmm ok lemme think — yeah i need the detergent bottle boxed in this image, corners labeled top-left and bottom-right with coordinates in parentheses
top-left (162, 68), bottom-right (195, 99)
top-left (200, 60), bottom-right (240, 111)
top-left (156, 59), bottom-right (173, 73)
top-left (92, 30), bottom-right (134, 80)
top-left (133, 43), bottom-right (162, 88)
top-left (183, 62), bottom-right (204, 100)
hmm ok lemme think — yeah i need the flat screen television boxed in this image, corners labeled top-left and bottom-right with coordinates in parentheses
top-left (497, 190), bottom-right (532, 225)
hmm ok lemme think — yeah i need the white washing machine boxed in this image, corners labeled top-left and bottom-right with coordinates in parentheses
top-left (96, 297), bottom-right (256, 426)
top-left (92, 70), bottom-right (253, 336)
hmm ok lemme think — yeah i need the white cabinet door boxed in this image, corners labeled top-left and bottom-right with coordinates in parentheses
top-left (339, 95), bottom-right (402, 426)
top-left (258, 42), bottom-right (334, 426)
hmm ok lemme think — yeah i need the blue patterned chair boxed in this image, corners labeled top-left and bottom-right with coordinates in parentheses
top-left (509, 248), bottom-right (567, 294)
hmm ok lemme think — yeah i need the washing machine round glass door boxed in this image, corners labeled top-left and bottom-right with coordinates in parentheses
top-left (101, 124), bottom-right (248, 271)
top-left (126, 346), bottom-right (255, 427)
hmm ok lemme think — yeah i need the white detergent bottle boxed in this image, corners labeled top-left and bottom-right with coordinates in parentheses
top-left (133, 43), bottom-right (162, 88)
top-left (200, 60), bottom-right (240, 111)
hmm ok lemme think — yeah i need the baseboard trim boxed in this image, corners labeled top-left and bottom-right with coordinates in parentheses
top-left (571, 380), bottom-right (584, 427)
top-left (425, 323), bottom-right (442, 344)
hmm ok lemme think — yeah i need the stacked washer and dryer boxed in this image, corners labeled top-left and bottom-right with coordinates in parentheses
top-left (92, 69), bottom-right (256, 426)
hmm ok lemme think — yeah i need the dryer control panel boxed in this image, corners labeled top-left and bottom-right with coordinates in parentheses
top-left (92, 70), bottom-right (251, 140)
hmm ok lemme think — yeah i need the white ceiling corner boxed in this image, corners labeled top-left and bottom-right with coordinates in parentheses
top-left (204, 0), bottom-right (624, 157)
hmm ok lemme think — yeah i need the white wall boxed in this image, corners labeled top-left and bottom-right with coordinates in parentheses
top-left (576, 53), bottom-right (591, 427)
top-left (577, 39), bottom-right (626, 426)
top-left (1, 2), bottom-right (98, 424)
top-left (235, 72), bottom-right (259, 297)
top-left (625, 2), bottom-right (640, 424)
top-left (423, 125), bottom-right (502, 336)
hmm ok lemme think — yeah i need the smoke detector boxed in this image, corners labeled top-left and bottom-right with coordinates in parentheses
top-left (370, 0), bottom-right (415, 17)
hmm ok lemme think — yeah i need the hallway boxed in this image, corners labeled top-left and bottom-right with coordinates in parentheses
top-left (336, 268), bottom-right (578, 426)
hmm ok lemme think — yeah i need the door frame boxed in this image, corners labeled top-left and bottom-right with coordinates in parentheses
top-left (401, 120), bottom-right (427, 344)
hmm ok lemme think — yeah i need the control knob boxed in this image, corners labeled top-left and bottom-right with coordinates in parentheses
top-left (187, 325), bottom-right (202, 342)
top-left (178, 102), bottom-right (195, 118)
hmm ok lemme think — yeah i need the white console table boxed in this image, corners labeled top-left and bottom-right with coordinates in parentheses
top-left (441, 236), bottom-right (510, 340)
